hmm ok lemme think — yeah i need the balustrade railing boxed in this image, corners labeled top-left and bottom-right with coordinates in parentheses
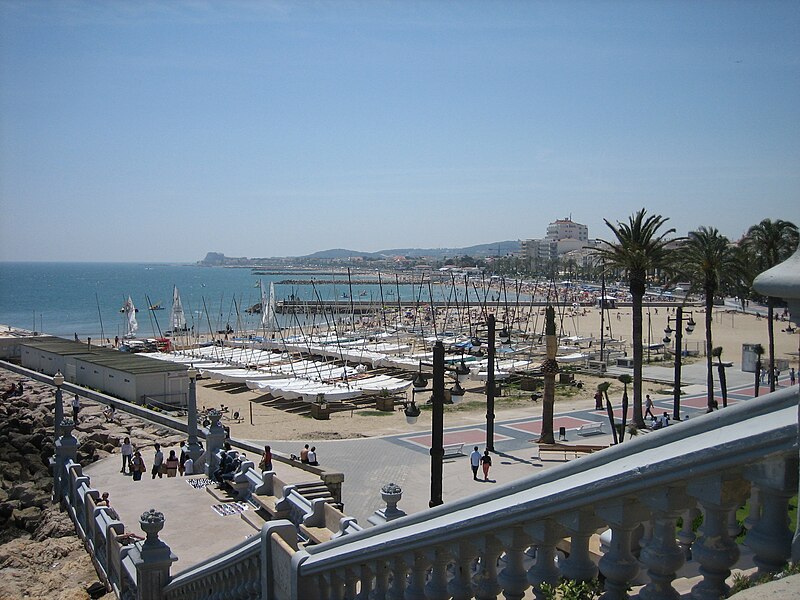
top-left (285, 385), bottom-right (798, 600)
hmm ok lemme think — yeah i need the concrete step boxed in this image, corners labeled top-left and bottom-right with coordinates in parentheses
top-left (240, 506), bottom-right (271, 531)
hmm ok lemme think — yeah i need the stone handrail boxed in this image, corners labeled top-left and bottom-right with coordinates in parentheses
top-left (56, 457), bottom-right (138, 598)
top-left (286, 386), bottom-right (798, 599)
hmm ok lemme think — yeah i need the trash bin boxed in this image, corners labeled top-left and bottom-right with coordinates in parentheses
top-left (559, 426), bottom-right (567, 441)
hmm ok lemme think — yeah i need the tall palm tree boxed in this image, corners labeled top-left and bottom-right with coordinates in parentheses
top-left (595, 209), bottom-right (675, 427)
top-left (675, 226), bottom-right (737, 412)
top-left (742, 219), bottom-right (799, 392)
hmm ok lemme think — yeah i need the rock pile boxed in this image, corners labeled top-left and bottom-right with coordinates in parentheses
top-left (0, 367), bottom-right (184, 599)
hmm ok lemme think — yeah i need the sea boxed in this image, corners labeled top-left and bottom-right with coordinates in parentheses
top-left (0, 262), bottom-right (514, 341)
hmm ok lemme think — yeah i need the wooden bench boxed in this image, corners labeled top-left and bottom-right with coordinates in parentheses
top-left (577, 422), bottom-right (604, 436)
top-left (443, 443), bottom-right (465, 458)
top-left (534, 443), bottom-right (608, 461)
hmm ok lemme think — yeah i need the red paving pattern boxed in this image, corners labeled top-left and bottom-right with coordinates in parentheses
top-left (402, 428), bottom-right (512, 449)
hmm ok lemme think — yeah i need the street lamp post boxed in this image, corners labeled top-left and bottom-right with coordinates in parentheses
top-left (471, 314), bottom-right (510, 452)
top-left (53, 370), bottom-right (64, 439)
top-left (663, 307), bottom-right (696, 420)
top-left (404, 340), bottom-right (466, 508)
top-left (186, 366), bottom-right (203, 462)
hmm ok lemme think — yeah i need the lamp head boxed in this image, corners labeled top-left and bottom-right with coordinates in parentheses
top-left (455, 359), bottom-right (470, 384)
top-left (685, 317), bottom-right (696, 334)
top-left (663, 324), bottom-right (673, 335)
top-left (499, 327), bottom-right (511, 344)
top-left (53, 371), bottom-right (64, 387)
top-left (404, 401), bottom-right (421, 424)
top-left (412, 371), bottom-right (428, 392)
top-left (449, 381), bottom-right (465, 404)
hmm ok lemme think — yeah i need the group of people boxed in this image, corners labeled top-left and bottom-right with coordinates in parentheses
top-left (212, 442), bottom-right (245, 484)
top-left (469, 446), bottom-right (493, 481)
top-left (296, 444), bottom-right (319, 466)
top-left (2, 381), bottom-right (24, 400)
top-left (121, 438), bottom-right (195, 481)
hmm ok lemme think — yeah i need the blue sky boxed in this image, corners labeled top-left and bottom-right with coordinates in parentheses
top-left (1, 1), bottom-right (798, 262)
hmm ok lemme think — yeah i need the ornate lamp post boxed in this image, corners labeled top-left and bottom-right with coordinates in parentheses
top-left (53, 370), bottom-right (64, 439)
top-left (404, 340), bottom-right (466, 508)
top-left (663, 307), bottom-right (695, 420)
top-left (471, 314), bottom-right (511, 451)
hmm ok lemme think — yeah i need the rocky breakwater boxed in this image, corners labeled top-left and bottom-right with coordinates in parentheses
top-left (0, 368), bottom-right (183, 599)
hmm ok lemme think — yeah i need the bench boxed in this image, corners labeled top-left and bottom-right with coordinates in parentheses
top-left (443, 443), bottom-right (465, 458)
top-left (577, 422), bottom-right (604, 436)
top-left (534, 443), bottom-right (608, 461)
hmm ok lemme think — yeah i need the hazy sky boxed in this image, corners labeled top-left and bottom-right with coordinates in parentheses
top-left (1, 1), bottom-right (798, 263)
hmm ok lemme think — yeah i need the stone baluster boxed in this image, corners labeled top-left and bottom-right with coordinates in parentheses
top-left (524, 520), bottom-right (565, 599)
top-left (557, 509), bottom-right (603, 582)
top-left (315, 572), bottom-right (331, 600)
top-left (424, 545), bottom-right (451, 600)
top-left (370, 558), bottom-right (390, 600)
top-left (744, 458), bottom-right (798, 576)
top-left (638, 486), bottom-right (692, 600)
top-left (386, 555), bottom-right (407, 600)
top-left (473, 534), bottom-right (502, 600)
top-left (404, 551), bottom-right (429, 600)
top-left (676, 507), bottom-right (699, 560)
top-left (343, 565), bottom-right (359, 599)
top-left (687, 474), bottom-right (748, 600)
top-left (447, 540), bottom-right (477, 600)
top-left (595, 497), bottom-right (648, 600)
top-left (355, 563), bottom-right (374, 600)
top-left (326, 569), bottom-right (345, 600)
top-left (497, 526), bottom-right (531, 600)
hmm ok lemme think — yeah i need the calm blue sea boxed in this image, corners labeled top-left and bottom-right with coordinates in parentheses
top-left (0, 263), bottom-right (507, 341)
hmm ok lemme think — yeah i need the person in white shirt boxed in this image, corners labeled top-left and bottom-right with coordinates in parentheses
top-left (469, 446), bottom-right (481, 480)
top-left (307, 446), bottom-right (318, 466)
top-left (183, 456), bottom-right (194, 476)
top-left (71, 394), bottom-right (81, 423)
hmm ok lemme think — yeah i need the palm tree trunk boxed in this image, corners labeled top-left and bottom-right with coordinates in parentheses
top-left (705, 294), bottom-right (715, 412)
top-left (754, 358), bottom-right (761, 397)
top-left (631, 285), bottom-right (645, 427)
top-left (767, 298), bottom-right (776, 392)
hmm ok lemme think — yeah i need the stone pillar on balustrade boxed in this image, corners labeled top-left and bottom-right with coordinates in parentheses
top-left (127, 509), bottom-right (176, 600)
top-left (368, 483), bottom-right (407, 526)
top-left (753, 242), bottom-right (800, 561)
top-left (204, 410), bottom-right (226, 477)
top-left (54, 418), bottom-right (78, 505)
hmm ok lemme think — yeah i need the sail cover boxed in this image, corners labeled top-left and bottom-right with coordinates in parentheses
top-left (260, 280), bottom-right (277, 331)
top-left (123, 296), bottom-right (138, 336)
top-left (170, 285), bottom-right (186, 331)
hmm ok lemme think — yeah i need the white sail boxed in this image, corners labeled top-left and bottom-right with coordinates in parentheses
top-left (261, 280), bottom-right (277, 331)
top-left (123, 296), bottom-right (138, 337)
top-left (170, 285), bottom-right (186, 331)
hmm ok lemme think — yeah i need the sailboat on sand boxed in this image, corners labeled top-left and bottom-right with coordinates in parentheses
top-left (167, 286), bottom-right (189, 335)
top-left (121, 296), bottom-right (138, 339)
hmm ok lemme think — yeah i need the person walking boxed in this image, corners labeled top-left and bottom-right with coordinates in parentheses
top-left (165, 450), bottom-right (179, 477)
top-left (120, 437), bottom-right (133, 474)
top-left (594, 390), bottom-right (604, 410)
top-left (790, 367), bottom-right (796, 386)
top-left (178, 441), bottom-right (188, 476)
top-left (469, 446), bottom-right (481, 480)
top-left (480, 450), bottom-right (492, 481)
top-left (71, 394), bottom-right (81, 423)
top-left (259, 445), bottom-right (273, 472)
top-left (644, 394), bottom-right (655, 419)
top-left (151, 443), bottom-right (164, 479)
top-left (131, 451), bottom-right (145, 481)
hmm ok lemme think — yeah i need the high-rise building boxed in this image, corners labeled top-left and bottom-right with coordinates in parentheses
top-left (545, 218), bottom-right (589, 243)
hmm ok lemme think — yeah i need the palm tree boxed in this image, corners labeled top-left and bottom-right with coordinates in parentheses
top-left (742, 219), bottom-right (799, 392)
top-left (537, 306), bottom-right (559, 444)
top-left (595, 209), bottom-right (675, 427)
top-left (675, 226), bottom-right (737, 412)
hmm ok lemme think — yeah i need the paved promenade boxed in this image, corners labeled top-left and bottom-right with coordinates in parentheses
top-left (83, 360), bottom-right (789, 574)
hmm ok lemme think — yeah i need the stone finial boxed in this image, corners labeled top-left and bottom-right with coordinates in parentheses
top-left (753, 245), bottom-right (800, 326)
top-left (140, 509), bottom-right (166, 545)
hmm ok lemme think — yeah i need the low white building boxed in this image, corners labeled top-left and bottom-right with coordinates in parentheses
top-left (20, 337), bottom-right (188, 406)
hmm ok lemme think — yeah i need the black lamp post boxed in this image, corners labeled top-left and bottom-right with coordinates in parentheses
top-left (471, 314), bottom-right (510, 451)
top-left (404, 340), bottom-right (466, 508)
top-left (186, 366), bottom-right (203, 462)
top-left (663, 307), bottom-right (696, 420)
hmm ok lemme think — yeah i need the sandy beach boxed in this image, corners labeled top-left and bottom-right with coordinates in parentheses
top-left (190, 302), bottom-right (799, 444)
